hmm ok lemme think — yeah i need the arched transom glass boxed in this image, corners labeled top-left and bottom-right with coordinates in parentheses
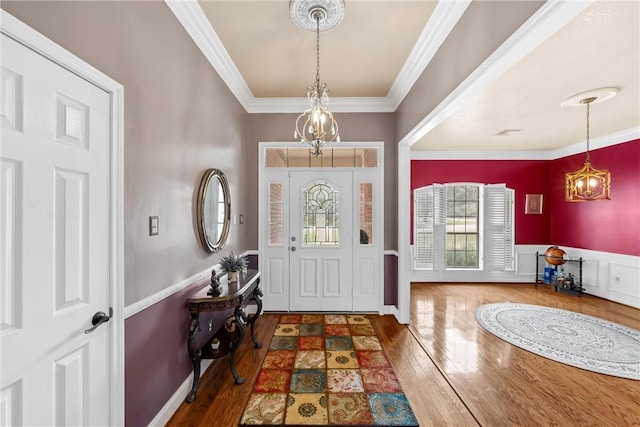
top-left (303, 181), bottom-right (339, 246)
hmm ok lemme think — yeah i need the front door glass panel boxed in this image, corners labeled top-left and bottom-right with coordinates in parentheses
top-left (302, 181), bottom-right (339, 246)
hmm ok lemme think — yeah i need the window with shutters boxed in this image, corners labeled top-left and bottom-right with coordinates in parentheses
top-left (446, 185), bottom-right (479, 267)
top-left (414, 183), bottom-right (514, 271)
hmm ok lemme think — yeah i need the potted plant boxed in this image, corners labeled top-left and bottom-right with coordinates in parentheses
top-left (219, 252), bottom-right (248, 282)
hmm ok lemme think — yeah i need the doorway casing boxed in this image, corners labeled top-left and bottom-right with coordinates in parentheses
top-left (258, 142), bottom-right (384, 313)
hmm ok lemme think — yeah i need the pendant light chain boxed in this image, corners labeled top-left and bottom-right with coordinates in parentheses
top-left (315, 12), bottom-right (321, 87)
top-left (581, 96), bottom-right (597, 163)
top-left (585, 100), bottom-right (591, 162)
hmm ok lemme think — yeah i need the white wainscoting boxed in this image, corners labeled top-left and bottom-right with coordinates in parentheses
top-left (411, 244), bottom-right (640, 308)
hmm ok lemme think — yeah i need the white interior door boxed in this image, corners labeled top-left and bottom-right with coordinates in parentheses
top-left (1, 33), bottom-right (112, 426)
top-left (289, 170), bottom-right (353, 311)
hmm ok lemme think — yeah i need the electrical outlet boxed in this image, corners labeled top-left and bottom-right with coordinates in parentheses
top-left (208, 320), bottom-right (213, 332)
top-left (239, 214), bottom-right (244, 224)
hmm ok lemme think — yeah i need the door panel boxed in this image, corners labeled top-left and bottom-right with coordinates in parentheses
top-left (1, 34), bottom-right (110, 426)
top-left (289, 171), bottom-right (353, 311)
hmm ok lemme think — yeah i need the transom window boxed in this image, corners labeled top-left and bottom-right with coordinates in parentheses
top-left (265, 147), bottom-right (378, 168)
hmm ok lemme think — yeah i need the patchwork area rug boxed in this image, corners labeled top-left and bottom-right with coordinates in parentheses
top-left (475, 303), bottom-right (640, 380)
top-left (239, 314), bottom-right (418, 426)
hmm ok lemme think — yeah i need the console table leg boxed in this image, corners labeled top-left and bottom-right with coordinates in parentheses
top-left (229, 304), bottom-right (246, 385)
top-left (186, 316), bottom-right (201, 403)
top-left (185, 360), bottom-right (201, 403)
top-left (230, 349), bottom-right (245, 385)
top-left (249, 286), bottom-right (263, 348)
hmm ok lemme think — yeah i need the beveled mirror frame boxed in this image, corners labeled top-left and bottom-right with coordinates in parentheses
top-left (196, 168), bottom-right (231, 253)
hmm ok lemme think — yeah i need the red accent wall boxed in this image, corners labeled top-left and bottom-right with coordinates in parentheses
top-left (411, 159), bottom-right (551, 245)
top-left (410, 139), bottom-right (640, 257)
top-left (549, 139), bottom-right (640, 256)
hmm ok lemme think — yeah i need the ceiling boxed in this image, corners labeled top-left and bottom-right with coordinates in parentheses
top-left (169, 0), bottom-right (639, 154)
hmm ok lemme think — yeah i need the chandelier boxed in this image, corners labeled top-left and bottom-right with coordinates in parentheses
top-left (563, 88), bottom-right (617, 202)
top-left (291, 0), bottom-right (344, 157)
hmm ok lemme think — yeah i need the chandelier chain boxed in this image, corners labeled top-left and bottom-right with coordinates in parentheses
top-left (586, 101), bottom-right (590, 157)
top-left (315, 12), bottom-right (321, 86)
top-left (581, 96), bottom-right (597, 162)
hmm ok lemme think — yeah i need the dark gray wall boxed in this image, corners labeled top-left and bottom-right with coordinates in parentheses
top-left (2, 1), bottom-right (249, 306)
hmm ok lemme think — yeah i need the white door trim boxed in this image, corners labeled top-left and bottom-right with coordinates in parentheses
top-left (1, 10), bottom-right (125, 424)
top-left (258, 141), bottom-right (385, 314)
top-left (396, 144), bottom-right (411, 324)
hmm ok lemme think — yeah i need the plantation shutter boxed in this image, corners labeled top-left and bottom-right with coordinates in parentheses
top-left (432, 185), bottom-right (447, 272)
top-left (413, 184), bottom-right (446, 270)
top-left (483, 184), bottom-right (514, 271)
top-left (504, 189), bottom-right (514, 270)
top-left (414, 187), bottom-right (433, 269)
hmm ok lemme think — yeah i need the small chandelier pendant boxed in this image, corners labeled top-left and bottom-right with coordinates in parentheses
top-left (565, 159), bottom-right (611, 201)
top-left (291, 0), bottom-right (344, 157)
top-left (562, 88), bottom-right (617, 202)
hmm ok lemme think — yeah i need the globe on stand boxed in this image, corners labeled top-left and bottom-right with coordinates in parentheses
top-left (544, 245), bottom-right (566, 266)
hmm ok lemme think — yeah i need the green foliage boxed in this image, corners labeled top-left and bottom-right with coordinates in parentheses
top-left (219, 252), bottom-right (248, 272)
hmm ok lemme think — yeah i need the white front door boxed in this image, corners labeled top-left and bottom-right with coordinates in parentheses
top-left (1, 33), bottom-right (112, 426)
top-left (289, 170), bottom-right (353, 311)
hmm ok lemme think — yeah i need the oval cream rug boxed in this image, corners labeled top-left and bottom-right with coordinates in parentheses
top-left (475, 303), bottom-right (640, 380)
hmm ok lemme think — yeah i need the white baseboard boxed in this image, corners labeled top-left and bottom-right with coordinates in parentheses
top-left (381, 304), bottom-right (396, 316)
top-left (410, 244), bottom-right (640, 308)
top-left (147, 360), bottom-right (214, 427)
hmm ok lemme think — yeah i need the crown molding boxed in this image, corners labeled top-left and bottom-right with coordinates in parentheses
top-left (246, 96), bottom-right (396, 114)
top-left (411, 150), bottom-right (552, 161)
top-left (166, 0), bottom-right (462, 114)
top-left (399, 0), bottom-right (596, 147)
top-left (410, 127), bottom-right (639, 160)
top-left (387, 0), bottom-right (471, 110)
top-left (165, 0), bottom-right (254, 110)
top-left (549, 127), bottom-right (640, 159)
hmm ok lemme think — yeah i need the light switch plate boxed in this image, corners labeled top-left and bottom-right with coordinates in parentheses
top-left (149, 216), bottom-right (159, 236)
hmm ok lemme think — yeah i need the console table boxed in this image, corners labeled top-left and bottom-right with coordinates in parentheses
top-left (185, 269), bottom-right (262, 403)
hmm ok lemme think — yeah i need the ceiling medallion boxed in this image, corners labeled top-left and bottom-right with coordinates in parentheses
top-left (290, 0), bottom-right (346, 32)
top-left (560, 87), bottom-right (619, 108)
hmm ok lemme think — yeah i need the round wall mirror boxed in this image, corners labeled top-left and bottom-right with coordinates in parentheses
top-left (196, 168), bottom-right (231, 253)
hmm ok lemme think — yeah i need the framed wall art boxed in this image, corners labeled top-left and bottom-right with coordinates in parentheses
top-left (525, 194), bottom-right (543, 214)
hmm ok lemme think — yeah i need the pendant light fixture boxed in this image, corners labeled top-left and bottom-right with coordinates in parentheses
top-left (562, 88), bottom-right (617, 202)
top-left (291, 0), bottom-right (345, 157)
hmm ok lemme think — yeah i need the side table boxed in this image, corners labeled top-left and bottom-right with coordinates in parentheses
top-left (185, 269), bottom-right (262, 403)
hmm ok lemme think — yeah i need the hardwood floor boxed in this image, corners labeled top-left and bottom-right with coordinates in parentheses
top-left (166, 283), bottom-right (640, 426)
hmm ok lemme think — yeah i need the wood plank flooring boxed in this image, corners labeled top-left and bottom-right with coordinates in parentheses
top-left (166, 283), bottom-right (640, 426)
